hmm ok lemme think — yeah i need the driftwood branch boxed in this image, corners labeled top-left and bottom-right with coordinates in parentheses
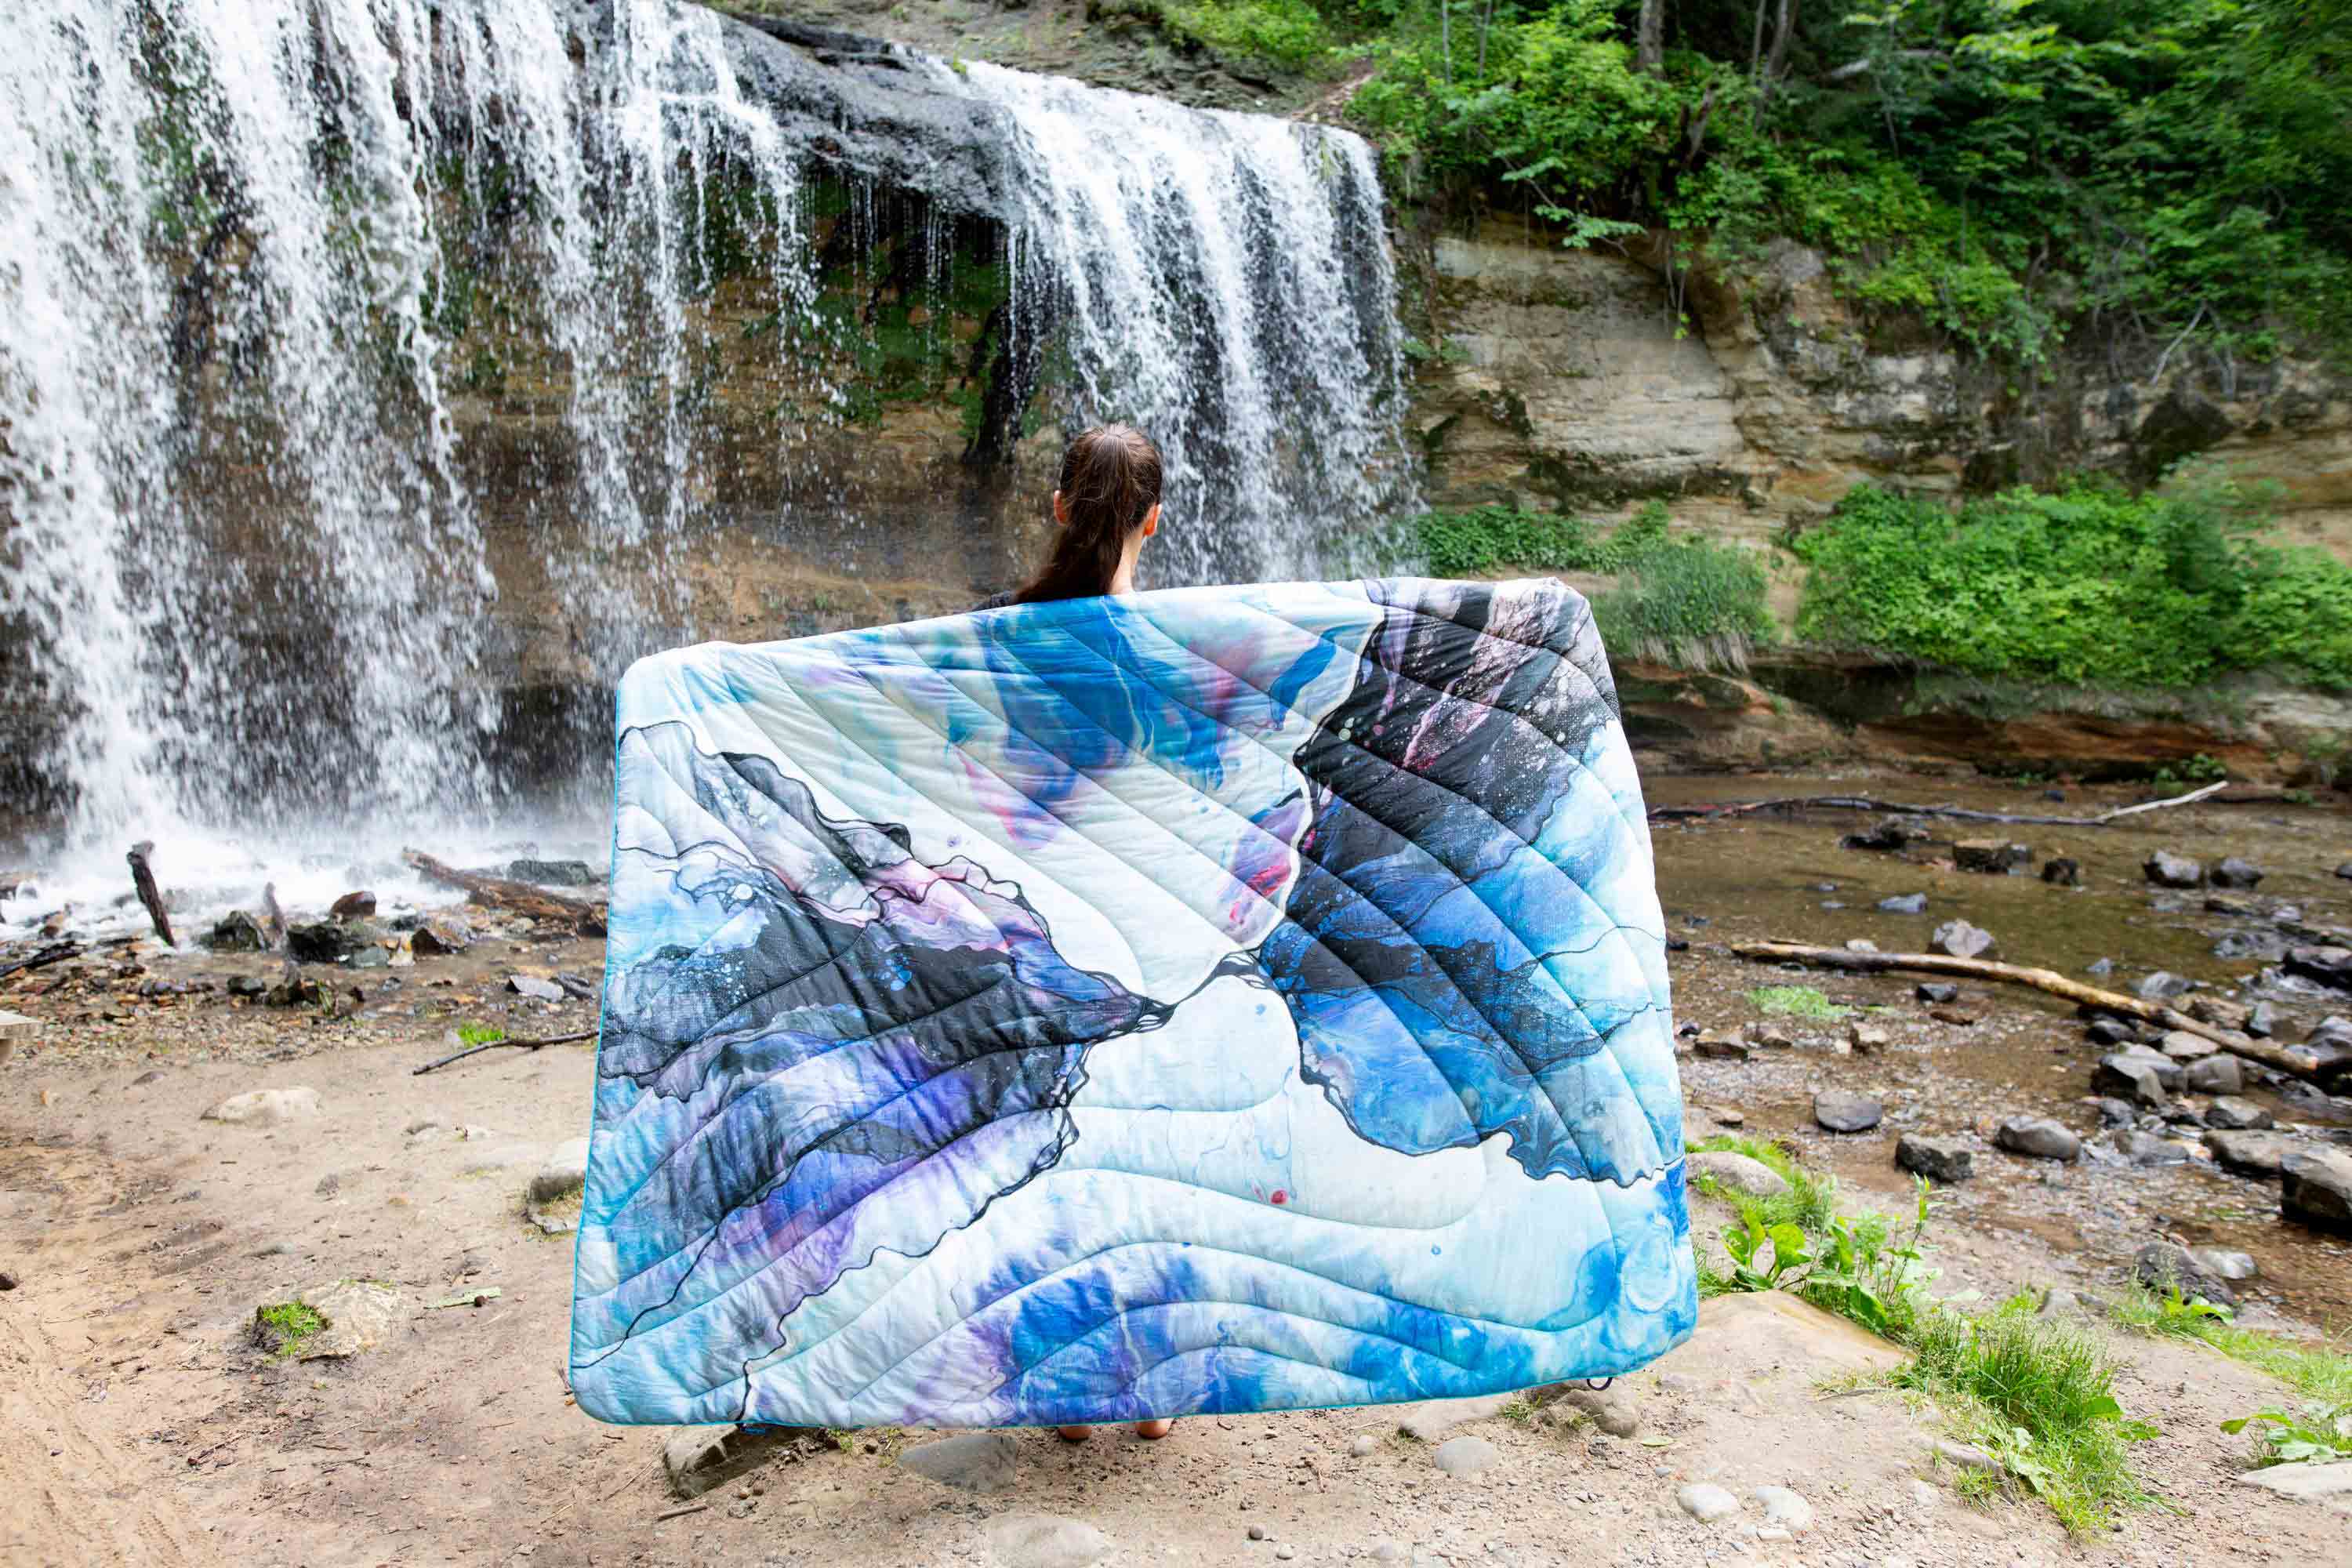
top-left (412, 1029), bottom-right (597, 1076)
top-left (0, 942), bottom-right (80, 982)
top-left (125, 842), bottom-right (175, 947)
top-left (1650, 779), bottom-right (2231, 827)
top-left (1731, 941), bottom-right (2326, 1081)
top-left (401, 851), bottom-right (606, 936)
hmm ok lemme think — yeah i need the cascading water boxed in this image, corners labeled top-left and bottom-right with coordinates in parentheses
top-left (0, 0), bottom-right (1413, 927)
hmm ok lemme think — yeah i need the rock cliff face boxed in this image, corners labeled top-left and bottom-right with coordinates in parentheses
top-left (1403, 219), bottom-right (2352, 560)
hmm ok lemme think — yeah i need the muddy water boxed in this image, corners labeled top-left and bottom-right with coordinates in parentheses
top-left (1649, 773), bottom-right (2352, 1332)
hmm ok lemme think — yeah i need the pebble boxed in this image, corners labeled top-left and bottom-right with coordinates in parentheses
top-left (1877, 893), bottom-right (1928, 915)
top-left (984, 1513), bottom-right (1110, 1568)
top-left (1274, 1548), bottom-right (1296, 1562)
top-left (1247, 1525), bottom-right (1269, 1541)
top-left (1431, 1436), bottom-right (1499, 1477)
top-left (898, 1432), bottom-right (1018, 1493)
top-left (1932, 1439), bottom-right (2000, 1472)
top-left (506, 974), bottom-right (565, 1002)
top-left (201, 1087), bottom-right (323, 1125)
top-left (1348, 1434), bottom-right (1379, 1457)
top-left (1753, 1486), bottom-right (1813, 1532)
top-left (1678, 1482), bottom-right (1740, 1523)
top-left (1914, 982), bottom-right (1958, 1004)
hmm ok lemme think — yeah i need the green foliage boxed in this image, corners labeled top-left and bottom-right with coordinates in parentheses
top-left (1897, 1301), bottom-right (2159, 1534)
top-left (457, 1023), bottom-right (508, 1047)
top-left (1692, 1137), bottom-right (2155, 1531)
top-left (1409, 501), bottom-right (1772, 670)
top-left (1790, 477), bottom-right (2352, 689)
top-left (254, 1300), bottom-right (328, 1359)
top-left (1744, 985), bottom-right (1846, 1021)
top-left (1334, 0), bottom-right (2352, 363)
top-left (2222, 1403), bottom-right (2352, 1466)
top-left (1166, 0), bottom-right (1332, 70)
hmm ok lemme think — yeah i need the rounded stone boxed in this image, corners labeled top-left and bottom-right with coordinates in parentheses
top-left (1895, 1133), bottom-right (1972, 1183)
top-left (1994, 1116), bottom-right (2080, 1162)
top-left (1678, 1481), bottom-right (1740, 1523)
top-left (1814, 1090), bottom-right (1884, 1134)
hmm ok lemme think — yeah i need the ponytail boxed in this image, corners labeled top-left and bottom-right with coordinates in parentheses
top-left (1012, 424), bottom-right (1164, 604)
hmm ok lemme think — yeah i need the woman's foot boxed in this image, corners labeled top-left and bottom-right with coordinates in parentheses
top-left (1054, 1420), bottom-right (1173, 1441)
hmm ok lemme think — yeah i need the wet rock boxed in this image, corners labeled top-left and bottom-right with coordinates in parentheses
top-left (2203, 1128), bottom-right (2297, 1179)
top-left (1930, 919), bottom-right (1994, 960)
top-left (1842, 819), bottom-right (1925, 853)
top-left (2041, 857), bottom-right (2081, 887)
top-left (985, 1515), bottom-right (1110, 1568)
top-left (507, 974), bottom-right (565, 1003)
top-left (1995, 1116), bottom-right (2080, 1162)
top-left (202, 1087), bottom-right (322, 1125)
top-left (2095, 1050), bottom-right (2179, 1106)
top-left (202, 911), bottom-right (267, 953)
top-left (2135, 971), bottom-right (2193, 1000)
top-left (1877, 893), bottom-right (1928, 915)
top-left (1686, 1150), bottom-right (1789, 1199)
top-left (2187, 996), bottom-right (2250, 1033)
top-left (1677, 1482), bottom-right (1740, 1523)
top-left (2191, 1247), bottom-right (2259, 1283)
top-left (2143, 851), bottom-right (2205, 888)
top-left (1692, 1029), bottom-right (1750, 1061)
top-left (2281, 1148), bottom-right (2352, 1235)
top-left (1431, 1436), bottom-right (1499, 1476)
top-left (1895, 1134), bottom-right (1973, 1183)
top-left (2285, 946), bottom-right (2352, 991)
top-left (2246, 1000), bottom-right (2278, 1039)
top-left (2134, 1241), bottom-right (2236, 1306)
top-left (286, 921), bottom-right (367, 964)
top-left (2085, 956), bottom-right (2115, 977)
top-left (2183, 1054), bottom-right (2244, 1095)
top-left (226, 975), bottom-right (267, 999)
top-left (1915, 982), bottom-right (1958, 1004)
top-left (1954, 840), bottom-right (2029, 874)
top-left (408, 920), bottom-right (471, 956)
top-left (900, 1432), bottom-right (1018, 1493)
top-left (2214, 930), bottom-right (2289, 961)
top-left (1844, 937), bottom-right (1879, 953)
top-left (554, 971), bottom-right (599, 1001)
top-left (2278, 1079), bottom-right (2352, 1123)
top-left (2339, 862), bottom-right (2352, 881)
top-left (2114, 1130), bottom-right (2190, 1166)
top-left (1813, 1090), bottom-right (1883, 1134)
top-left (2095, 1096), bottom-right (2140, 1127)
top-left (507, 858), bottom-right (598, 887)
top-left (2210, 856), bottom-right (2264, 890)
top-left (350, 946), bottom-right (389, 971)
top-left (2205, 893), bottom-right (2260, 917)
top-left (1848, 1021), bottom-right (1890, 1054)
top-left (2156, 1029), bottom-right (2213, 1063)
top-left (2206, 1096), bottom-right (2274, 1131)
top-left (2085, 1017), bottom-right (2135, 1047)
top-left (2161, 1102), bottom-right (2209, 1128)
top-left (328, 890), bottom-right (376, 920)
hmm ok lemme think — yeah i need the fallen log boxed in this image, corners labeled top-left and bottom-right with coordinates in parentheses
top-left (401, 851), bottom-right (606, 937)
top-left (1651, 779), bottom-right (2230, 827)
top-left (0, 942), bottom-right (80, 983)
top-left (125, 841), bottom-right (175, 947)
top-left (412, 1029), bottom-right (597, 1076)
top-left (1730, 939), bottom-right (2327, 1081)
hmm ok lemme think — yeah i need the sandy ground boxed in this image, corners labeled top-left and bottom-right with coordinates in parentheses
top-left (5, 976), bottom-right (2350, 1568)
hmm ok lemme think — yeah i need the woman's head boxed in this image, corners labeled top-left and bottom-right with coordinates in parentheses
top-left (1012, 423), bottom-right (1163, 604)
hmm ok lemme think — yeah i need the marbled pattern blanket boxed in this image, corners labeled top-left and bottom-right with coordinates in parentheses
top-left (567, 577), bottom-right (1694, 1427)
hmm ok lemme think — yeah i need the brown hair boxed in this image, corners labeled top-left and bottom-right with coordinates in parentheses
top-left (1012, 424), bottom-right (1164, 604)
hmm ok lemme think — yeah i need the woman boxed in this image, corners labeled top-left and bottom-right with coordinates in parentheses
top-left (978, 423), bottom-right (1162, 612)
top-left (979, 422), bottom-right (1175, 1443)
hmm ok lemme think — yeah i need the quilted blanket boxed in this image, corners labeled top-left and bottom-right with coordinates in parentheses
top-left (567, 576), bottom-right (1694, 1428)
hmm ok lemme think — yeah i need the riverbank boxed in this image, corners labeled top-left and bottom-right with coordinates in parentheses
top-left (5, 774), bottom-right (2352, 1563)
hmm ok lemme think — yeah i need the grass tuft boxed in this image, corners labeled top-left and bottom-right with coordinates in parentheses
top-left (253, 1300), bottom-right (327, 1359)
top-left (1744, 985), bottom-right (1847, 1021)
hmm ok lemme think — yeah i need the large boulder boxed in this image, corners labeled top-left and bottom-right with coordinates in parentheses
top-left (286, 920), bottom-right (368, 964)
top-left (201, 911), bottom-right (267, 952)
top-left (2202, 1128), bottom-right (2298, 1180)
top-left (2281, 1148), bottom-right (2352, 1236)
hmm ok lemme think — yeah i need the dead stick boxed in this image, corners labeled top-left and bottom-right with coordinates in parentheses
top-left (653, 1504), bottom-right (707, 1523)
top-left (0, 942), bottom-right (80, 982)
top-left (401, 850), bottom-right (606, 936)
top-left (126, 841), bottom-right (174, 947)
top-left (411, 1029), bottom-right (596, 1076)
top-left (1730, 940), bottom-right (2328, 1081)
top-left (1651, 779), bottom-right (2231, 828)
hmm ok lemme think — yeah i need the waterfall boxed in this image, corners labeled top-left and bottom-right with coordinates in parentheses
top-left (0, 0), bottom-right (1411, 918)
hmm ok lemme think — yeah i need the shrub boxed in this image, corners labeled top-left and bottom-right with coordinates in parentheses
top-left (1790, 479), bottom-right (2352, 689)
top-left (1592, 534), bottom-right (1776, 672)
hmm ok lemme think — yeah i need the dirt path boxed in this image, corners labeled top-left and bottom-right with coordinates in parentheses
top-left (4, 1026), bottom-right (2349, 1568)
